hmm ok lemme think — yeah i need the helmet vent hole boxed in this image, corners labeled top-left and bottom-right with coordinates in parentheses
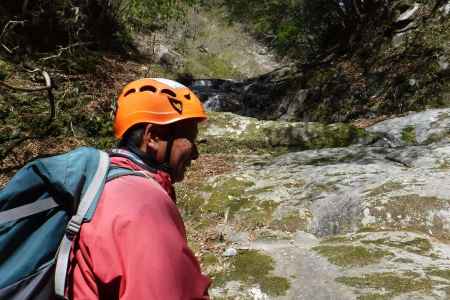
top-left (124, 89), bottom-right (135, 97)
top-left (140, 85), bottom-right (157, 93)
top-left (184, 93), bottom-right (191, 100)
top-left (161, 89), bottom-right (177, 97)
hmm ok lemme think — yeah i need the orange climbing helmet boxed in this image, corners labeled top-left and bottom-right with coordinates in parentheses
top-left (114, 78), bottom-right (207, 139)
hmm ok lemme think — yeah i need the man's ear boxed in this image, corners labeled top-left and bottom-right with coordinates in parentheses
top-left (143, 123), bottom-right (155, 141)
top-left (140, 124), bottom-right (157, 153)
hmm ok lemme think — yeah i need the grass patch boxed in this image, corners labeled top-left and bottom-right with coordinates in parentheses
top-left (313, 245), bottom-right (392, 267)
top-left (337, 271), bottom-right (432, 298)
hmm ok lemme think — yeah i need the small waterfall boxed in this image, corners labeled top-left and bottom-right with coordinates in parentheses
top-left (204, 94), bottom-right (223, 111)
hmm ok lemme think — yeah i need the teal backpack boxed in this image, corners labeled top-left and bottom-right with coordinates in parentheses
top-left (0, 147), bottom-right (142, 299)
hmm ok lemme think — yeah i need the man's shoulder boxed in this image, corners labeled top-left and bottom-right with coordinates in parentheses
top-left (100, 174), bottom-right (175, 217)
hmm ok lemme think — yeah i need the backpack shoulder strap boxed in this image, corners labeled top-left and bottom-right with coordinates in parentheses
top-left (54, 150), bottom-right (110, 299)
top-left (106, 165), bottom-right (147, 182)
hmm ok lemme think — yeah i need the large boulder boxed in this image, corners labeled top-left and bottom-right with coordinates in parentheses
top-left (198, 112), bottom-right (376, 155)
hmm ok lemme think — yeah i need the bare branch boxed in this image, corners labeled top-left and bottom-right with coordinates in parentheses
top-left (0, 70), bottom-right (55, 126)
top-left (22, 0), bottom-right (30, 14)
top-left (0, 20), bottom-right (26, 55)
top-left (352, 0), bottom-right (362, 18)
top-left (0, 20), bottom-right (26, 40)
top-left (39, 42), bottom-right (93, 61)
top-left (1, 43), bottom-right (13, 54)
top-left (0, 71), bottom-right (51, 91)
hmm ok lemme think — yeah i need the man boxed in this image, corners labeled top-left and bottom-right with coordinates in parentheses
top-left (68, 78), bottom-right (211, 299)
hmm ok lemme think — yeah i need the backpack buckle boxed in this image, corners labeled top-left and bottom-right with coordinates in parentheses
top-left (66, 215), bottom-right (83, 240)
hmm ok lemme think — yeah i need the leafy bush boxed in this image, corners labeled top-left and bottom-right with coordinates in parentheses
top-left (0, 0), bottom-right (196, 54)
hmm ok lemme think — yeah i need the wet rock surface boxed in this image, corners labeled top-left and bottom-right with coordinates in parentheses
top-left (178, 108), bottom-right (450, 299)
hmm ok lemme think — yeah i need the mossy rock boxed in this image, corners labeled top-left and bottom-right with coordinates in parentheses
top-left (200, 112), bottom-right (374, 154)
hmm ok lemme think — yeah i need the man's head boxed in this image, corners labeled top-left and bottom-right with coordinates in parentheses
top-left (114, 78), bottom-right (207, 182)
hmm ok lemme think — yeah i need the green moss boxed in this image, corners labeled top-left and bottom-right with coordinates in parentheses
top-left (435, 159), bottom-right (450, 170)
top-left (306, 124), bottom-right (365, 149)
top-left (271, 211), bottom-right (310, 233)
top-left (203, 178), bottom-right (255, 217)
top-left (201, 252), bottom-right (219, 267)
top-left (365, 181), bottom-right (403, 198)
top-left (313, 245), bottom-right (392, 267)
top-left (0, 58), bottom-right (13, 80)
top-left (321, 235), bottom-right (351, 243)
top-left (212, 250), bottom-right (290, 296)
top-left (371, 195), bottom-right (449, 238)
top-left (200, 113), bottom-right (368, 154)
top-left (337, 272), bottom-right (432, 297)
top-left (238, 200), bottom-right (279, 230)
top-left (361, 237), bottom-right (431, 255)
top-left (307, 67), bottom-right (336, 87)
top-left (247, 186), bottom-right (275, 196)
top-left (284, 180), bottom-right (306, 189)
top-left (392, 257), bottom-right (415, 264)
top-left (357, 294), bottom-right (390, 300)
top-left (177, 186), bottom-right (206, 218)
top-left (401, 125), bottom-right (417, 144)
top-left (427, 268), bottom-right (450, 280)
top-left (183, 53), bottom-right (241, 78)
top-left (260, 276), bottom-right (291, 296)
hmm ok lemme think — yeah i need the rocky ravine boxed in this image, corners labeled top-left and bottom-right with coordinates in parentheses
top-left (177, 108), bottom-right (450, 300)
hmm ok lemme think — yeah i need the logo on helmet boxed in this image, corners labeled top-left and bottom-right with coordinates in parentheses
top-left (168, 97), bottom-right (183, 114)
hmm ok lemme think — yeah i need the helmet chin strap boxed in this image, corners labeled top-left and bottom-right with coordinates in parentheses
top-left (163, 137), bottom-right (175, 177)
top-left (124, 143), bottom-right (173, 175)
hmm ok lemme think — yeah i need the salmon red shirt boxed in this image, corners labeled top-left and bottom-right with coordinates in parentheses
top-left (67, 157), bottom-right (211, 299)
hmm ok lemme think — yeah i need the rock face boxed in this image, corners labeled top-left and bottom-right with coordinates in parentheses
top-left (178, 108), bottom-right (450, 299)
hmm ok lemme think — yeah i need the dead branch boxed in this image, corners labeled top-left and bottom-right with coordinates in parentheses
top-left (0, 20), bottom-right (26, 55)
top-left (352, 0), bottom-right (362, 19)
top-left (1, 43), bottom-right (13, 54)
top-left (0, 21), bottom-right (26, 40)
top-left (0, 71), bottom-right (52, 91)
top-left (40, 42), bottom-right (93, 61)
top-left (0, 69), bottom-right (56, 161)
top-left (22, 0), bottom-right (30, 14)
top-left (0, 69), bottom-right (55, 125)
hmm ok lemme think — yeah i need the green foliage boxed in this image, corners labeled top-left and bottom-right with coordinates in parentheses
top-left (0, 0), bottom-right (197, 55)
top-left (116, 0), bottom-right (197, 32)
top-left (222, 0), bottom-right (305, 57)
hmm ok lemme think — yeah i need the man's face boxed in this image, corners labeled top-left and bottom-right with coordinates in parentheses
top-left (168, 119), bottom-right (199, 182)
